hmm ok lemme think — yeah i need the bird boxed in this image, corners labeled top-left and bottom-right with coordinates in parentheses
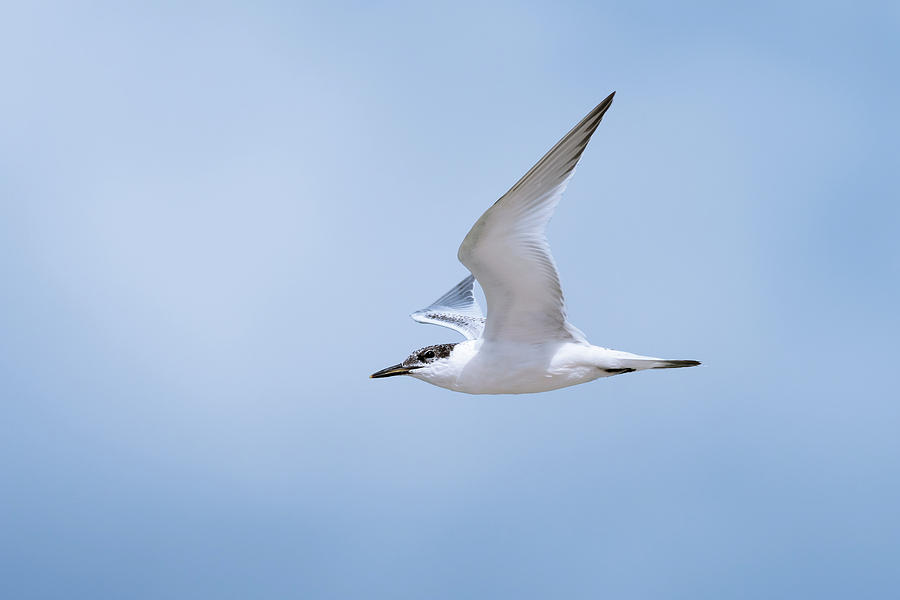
top-left (371, 92), bottom-right (700, 394)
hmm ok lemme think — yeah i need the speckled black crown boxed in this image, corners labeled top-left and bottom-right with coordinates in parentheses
top-left (402, 343), bottom-right (459, 367)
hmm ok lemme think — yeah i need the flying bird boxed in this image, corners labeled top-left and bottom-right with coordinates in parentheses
top-left (371, 93), bottom-right (699, 394)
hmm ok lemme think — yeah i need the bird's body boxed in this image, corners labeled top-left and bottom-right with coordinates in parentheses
top-left (408, 340), bottom-right (693, 395)
top-left (372, 92), bottom-right (700, 394)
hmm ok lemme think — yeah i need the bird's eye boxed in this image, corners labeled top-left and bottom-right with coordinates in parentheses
top-left (422, 350), bottom-right (435, 360)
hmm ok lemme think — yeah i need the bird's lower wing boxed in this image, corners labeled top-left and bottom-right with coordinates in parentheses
top-left (458, 93), bottom-right (615, 344)
top-left (410, 274), bottom-right (485, 340)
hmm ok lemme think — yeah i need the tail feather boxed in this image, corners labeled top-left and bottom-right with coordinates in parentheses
top-left (650, 359), bottom-right (701, 369)
top-left (605, 352), bottom-right (701, 373)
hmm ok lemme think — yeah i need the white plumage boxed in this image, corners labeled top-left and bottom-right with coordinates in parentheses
top-left (372, 93), bottom-right (699, 394)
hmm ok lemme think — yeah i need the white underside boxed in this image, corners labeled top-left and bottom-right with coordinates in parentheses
top-left (409, 339), bottom-right (670, 395)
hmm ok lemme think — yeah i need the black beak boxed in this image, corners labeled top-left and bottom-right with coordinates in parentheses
top-left (370, 363), bottom-right (413, 378)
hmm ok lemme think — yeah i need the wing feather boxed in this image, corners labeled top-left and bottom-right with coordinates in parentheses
top-left (410, 274), bottom-right (485, 340)
top-left (458, 93), bottom-right (615, 343)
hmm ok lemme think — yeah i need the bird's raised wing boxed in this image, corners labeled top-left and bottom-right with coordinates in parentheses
top-left (410, 274), bottom-right (485, 340)
top-left (457, 93), bottom-right (615, 344)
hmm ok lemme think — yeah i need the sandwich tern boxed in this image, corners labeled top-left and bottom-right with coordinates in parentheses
top-left (371, 92), bottom-right (700, 394)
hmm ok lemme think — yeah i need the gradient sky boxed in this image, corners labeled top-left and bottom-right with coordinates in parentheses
top-left (2, 1), bottom-right (899, 598)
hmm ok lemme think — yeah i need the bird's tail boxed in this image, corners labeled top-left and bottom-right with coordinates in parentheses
top-left (613, 357), bottom-right (701, 371)
top-left (597, 349), bottom-right (701, 374)
top-left (648, 359), bottom-right (701, 369)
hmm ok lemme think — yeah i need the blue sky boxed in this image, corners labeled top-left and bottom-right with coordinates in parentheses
top-left (1, 1), bottom-right (898, 598)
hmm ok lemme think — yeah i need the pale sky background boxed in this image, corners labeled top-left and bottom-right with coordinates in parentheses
top-left (2, 1), bottom-right (899, 598)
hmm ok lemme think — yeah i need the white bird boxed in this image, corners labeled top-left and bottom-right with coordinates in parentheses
top-left (371, 93), bottom-right (699, 394)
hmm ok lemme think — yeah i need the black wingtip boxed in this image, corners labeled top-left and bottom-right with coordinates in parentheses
top-left (592, 91), bottom-right (616, 121)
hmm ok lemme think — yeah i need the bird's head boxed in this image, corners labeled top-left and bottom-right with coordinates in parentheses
top-left (370, 343), bottom-right (459, 380)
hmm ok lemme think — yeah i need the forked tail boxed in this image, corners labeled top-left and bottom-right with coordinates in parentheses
top-left (597, 350), bottom-right (701, 374)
